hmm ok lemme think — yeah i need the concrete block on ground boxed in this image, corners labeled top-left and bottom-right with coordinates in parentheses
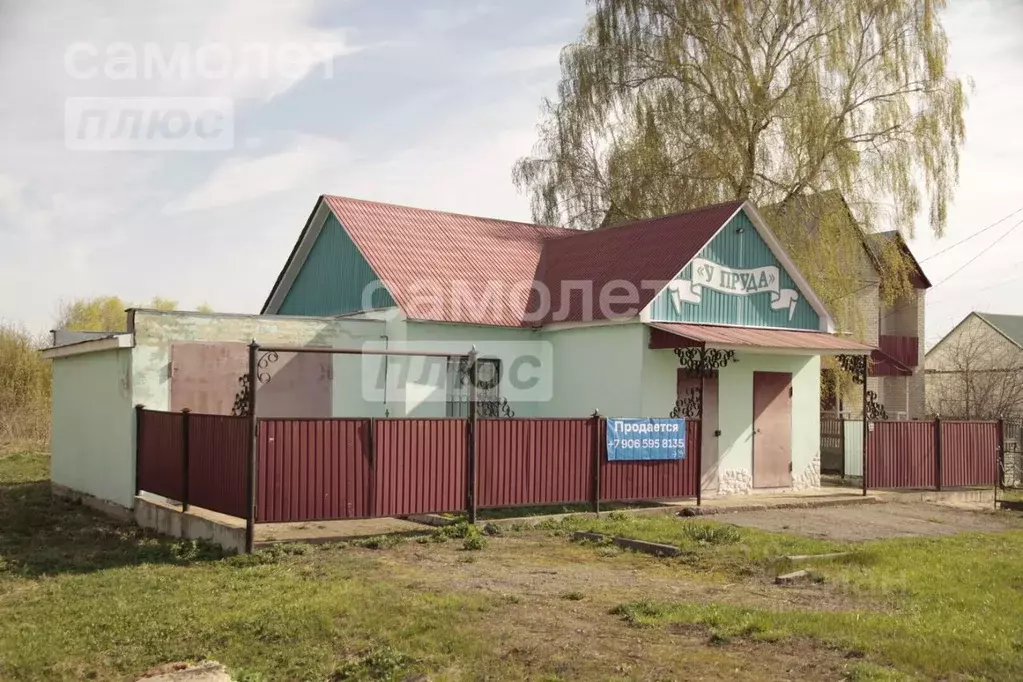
top-left (784, 552), bottom-right (853, 563)
top-left (135, 661), bottom-right (231, 681)
top-left (775, 569), bottom-right (809, 585)
top-left (570, 531), bottom-right (681, 557)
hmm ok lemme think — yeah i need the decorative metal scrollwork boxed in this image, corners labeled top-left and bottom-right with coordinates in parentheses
top-left (450, 355), bottom-right (515, 418)
top-left (671, 386), bottom-right (703, 419)
top-left (230, 350), bottom-right (281, 416)
top-left (257, 351), bottom-right (279, 385)
top-left (865, 391), bottom-right (887, 421)
top-left (231, 374), bottom-right (251, 417)
top-left (836, 354), bottom-right (887, 420)
top-left (837, 354), bottom-right (867, 385)
top-left (675, 347), bottom-right (737, 379)
top-left (668, 347), bottom-right (735, 417)
top-left (477, 397), bottom-right (516, 418)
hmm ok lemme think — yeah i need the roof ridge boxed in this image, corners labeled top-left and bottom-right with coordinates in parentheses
top-left (976, 311), bottom-right (1023, 319)
top-left (973, 312), bottom-right (1023, 350)
top-left (323, 194), bottom-right (574, 234)
top-left (585, 199), bottom-right (745, 236)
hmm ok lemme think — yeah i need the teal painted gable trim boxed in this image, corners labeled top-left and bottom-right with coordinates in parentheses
top-left (277, 214), bottom-right (396, 316)
top-left (648, 210), bottom-right (820, 330)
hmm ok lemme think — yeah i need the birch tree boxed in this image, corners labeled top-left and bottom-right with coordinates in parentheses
top-left (514, 0), bottom-right (967, 313)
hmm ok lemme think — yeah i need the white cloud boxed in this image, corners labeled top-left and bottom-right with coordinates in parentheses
top-left (165, 137), bottom-right (351, 214)
top-left (474, 45), bottom-right (564, 74)
top-left (0, 1), bottom-right (362, 330)
top-left (0, 0), bottom-right (356, 105)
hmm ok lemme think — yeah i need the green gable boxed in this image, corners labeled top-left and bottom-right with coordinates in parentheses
top-left (277, 214), bottom-right (396, 316)
top-left (647, 210), bottom-right (820, 330)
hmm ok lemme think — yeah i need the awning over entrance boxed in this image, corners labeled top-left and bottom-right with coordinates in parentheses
top-left (870, 349), bottom-right (913, 376)
top-left (647, 323), bottom-right (874, 354)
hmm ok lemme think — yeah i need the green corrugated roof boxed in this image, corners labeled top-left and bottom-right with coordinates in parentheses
top-left (976, 312), bottom-right (1023, 349)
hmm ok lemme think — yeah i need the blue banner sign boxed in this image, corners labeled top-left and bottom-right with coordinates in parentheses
top-left (606, 419), bottom-right (687, 461)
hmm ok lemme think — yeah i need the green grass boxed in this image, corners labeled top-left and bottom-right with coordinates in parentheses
top-left (548, 512), bottom-right (851, 578)
top-left (5, 451), bottom-right (1023, 680)
top-left (0, 452), bottom-right (510, 681)
top-left (607, 529), bottom-right (1023, 680)
top-left (999, 487), bottom-right (1023, 502)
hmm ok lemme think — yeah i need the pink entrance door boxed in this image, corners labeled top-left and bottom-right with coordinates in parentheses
top-left (676, 371), bottom-right (719, 493)
top-left (752, 371), bottom-right (793, 488)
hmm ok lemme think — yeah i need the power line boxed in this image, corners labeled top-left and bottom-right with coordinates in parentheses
top-left (828, 206), bottom-right (1023, 303)
top-left (928, 270), bottom-right (1023, 302)
top-left (876, 218), bottom-right (1023, 326)
top-left (931, 217), bottom-right (1023, 288)
top-left (920, 205), bottom-right (1023, 263)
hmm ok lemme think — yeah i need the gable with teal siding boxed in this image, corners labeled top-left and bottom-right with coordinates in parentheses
top-left (646, 210), bottom-right (820, 330)
top-left (278, 214), bottom-right (397, 316)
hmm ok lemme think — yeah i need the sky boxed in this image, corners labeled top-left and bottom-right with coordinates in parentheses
top-left (0, 0), bottom-right (1020, 347)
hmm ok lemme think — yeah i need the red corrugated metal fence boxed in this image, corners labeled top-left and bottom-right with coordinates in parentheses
top-left (867, 421), bottom-right (936, 489)
top-left (257, 419), bottom-right (370, 523)
top-left (477, 419), bottom-right (594, 508)
top-left (940, 421), bottom-right (998, 488)
top-left (137, 409), bottom-right (184, 501)
top-left (601, 420), bottom-right (701, 501)
top-left (188, 413), bottom-right (248, 518)
top-left (374, 419), bottom-right (467, 516)
top-left (866, 419), bottom-right (998, 489)
top-left (138, 411), bottom-right (707, 524)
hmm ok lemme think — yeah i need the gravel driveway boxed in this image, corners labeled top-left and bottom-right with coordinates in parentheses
top-left (711, 502), bottom-right (1023, 541)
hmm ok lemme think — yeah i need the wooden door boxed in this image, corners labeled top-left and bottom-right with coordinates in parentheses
top-left (170, 342), bottom-right (248, 414)
top-left (752, 371), bottom-right (792, 488)
top-left (700, 377), bottom-right (719, 493)
top-left (676, 371), bottom-right (719, 492)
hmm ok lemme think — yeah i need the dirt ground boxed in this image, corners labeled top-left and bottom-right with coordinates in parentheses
top-left (711, 501), bottom-right (1023, 541)
top-left (371, 534), bottom-right (876, 681)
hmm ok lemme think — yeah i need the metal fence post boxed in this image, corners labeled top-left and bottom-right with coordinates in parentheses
top-left (367, 418), bottom-right (376, 518)
top-left (465, 349), bottom-right (478, 524)
top-left (861, 375), bottom-right (868, 497)
top-left (591, 410), bottom-right (601, 515)
top-left (134, 404), bottom-right (145, 496)
top-left (181, 408), bottom-right (191, 513)
top-left (245, 340), bottom-right (258, 554)
top-left (839, 416), bottom-right (846, 480)
top-left (934, 416), bottom-right (943, 492)
top-left (996, 417), bottom-right (1006, 508)
top-left (695, 416), bottom-right (703, 508)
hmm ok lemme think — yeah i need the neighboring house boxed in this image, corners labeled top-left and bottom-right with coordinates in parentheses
top-left (925, 312), bottom-right (1023, 419)
top-left (858, 230), bottom-right (931, 420)
top-left (45, 195), bottom-right (871, 508)
top-left (769, 193), bottom-right (931, 420)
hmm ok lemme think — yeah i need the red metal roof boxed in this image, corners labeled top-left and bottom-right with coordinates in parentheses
top-left (648, 323), bottom-right (874, 353)
top-left (320, 196), bottom-right (744, 327)
top-left (323, 195), bottom-right (575, 327)
top-left (533, 201), bottom-right (744, 323)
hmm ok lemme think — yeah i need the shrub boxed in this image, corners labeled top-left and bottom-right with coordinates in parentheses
top-left (681, 522), bottom-right (741, 545)
top-left (351, 535), bottom-right (402, 550)
top-left (432, 520), bottom-right (474, 541)
top-left (462, 535), bottom-right (487, 551)
top-left (460, 525), bottom-right (487, 551)
top-left (331, 646), bottom-right (415, 681)
top-left (0, 322), bottom-right (51, 452)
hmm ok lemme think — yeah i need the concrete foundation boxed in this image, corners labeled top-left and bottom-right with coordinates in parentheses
top-left (872, 487), bottom-right (996, 506)
top-left (51, 483), bottom-right (134, 523)
top-left (134, 497), bottom-right (246, 553)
